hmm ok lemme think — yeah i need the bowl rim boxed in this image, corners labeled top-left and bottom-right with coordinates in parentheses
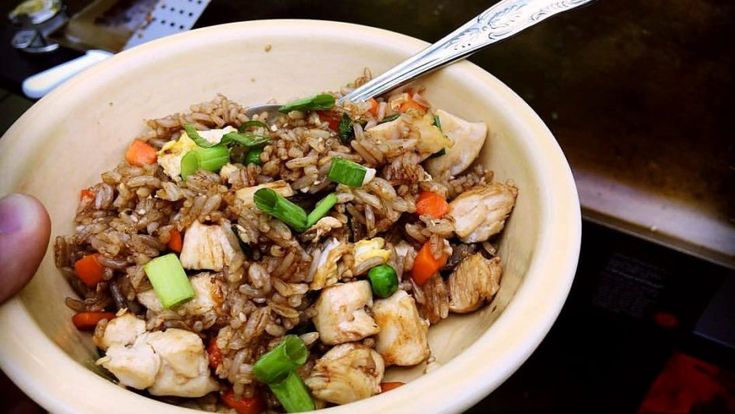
top-left (0, 19), bottom-right (581, 414)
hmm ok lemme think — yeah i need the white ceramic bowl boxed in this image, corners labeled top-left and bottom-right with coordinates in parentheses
top-left (0, 20), bottom-right (580, 414)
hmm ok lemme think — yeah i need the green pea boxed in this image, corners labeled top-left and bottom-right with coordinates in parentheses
top-left (368, 264), bottom-right (398, 298)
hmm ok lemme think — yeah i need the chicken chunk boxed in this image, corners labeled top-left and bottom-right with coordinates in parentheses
top-left (448, 182), bottom-right (518, 243)
top-left (305, 343), bottom-right (384, 405)
top-left (302, 216), bottom-right (343, 242)
top-left (313, 281), bottom-right (380, 345)
top-left (94, 312), bottom-right (146, 350)
top-left (311, 238), bottom-right (350, 290)
top-left (424, 110), bottom-right (487, 177)
top-left (365, 117), bottom-right (404, 141)
top-left (372, 290), bottom-right (430, 366)
top-left (96, 327), bottom-right (219, 397)
top-left (145, 329), bottom-right (220, 397)
top-left (179, 221), bottom-right (243, 271)
top-left (448, 254), bottom-right (502, 313)
top-left (137, 273), bottom-right (222, 315)
top-left (99, 336), bottom-right (160, 389)
top-left (235, 180), bottom-right (294, 207)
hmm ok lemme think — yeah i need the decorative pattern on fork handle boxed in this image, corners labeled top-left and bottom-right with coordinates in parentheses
top-left (343, 0), bottom-right (592, 103)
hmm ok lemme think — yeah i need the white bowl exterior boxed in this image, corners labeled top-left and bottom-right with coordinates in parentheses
top-left (0, 20), bottom-right (580, 414)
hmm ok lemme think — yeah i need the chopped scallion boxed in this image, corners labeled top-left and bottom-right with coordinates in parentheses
top-left (143, 254), bottom-right (195, 309)
top-left (306, 193), bottom-right (337, 228)
top-left (238, 120), bottom-right (268, 132)
top-left (278, 93), bottom-right (335, 113)
top-left (268, 371), bottom-right (315, 413)
top-left (183, 124), bottom-right (216, 148)
top-left (253, 335), bottom-right (308, 384)
top-left (327, 158), bottom-right (368, 187)
top-left (338, 113), bottom-right (354, 144)
top-left (380, 113), bottom-right (400, 124)
top-left (222, 132), bottom-right (270, 147)
top-left (433, 114), bottom-right (442, 129)
top-left (254, 188), bottom-right (308, 232)
top-left (429, 148), bottom-right (446, 159)
top-left (180, 145), bottom-right (230, 180)
top-left (245, 147), bottom-right (263, 165)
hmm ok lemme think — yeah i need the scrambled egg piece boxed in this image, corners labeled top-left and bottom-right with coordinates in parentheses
top-left (353, 237), bottom-right (391, 274)
top-left (157, 126), bottom-right (236, 179)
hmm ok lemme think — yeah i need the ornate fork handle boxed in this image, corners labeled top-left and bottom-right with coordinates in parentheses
top-left (343, 0), bottom-right (592, 103)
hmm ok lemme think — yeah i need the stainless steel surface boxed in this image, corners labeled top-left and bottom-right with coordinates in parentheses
top-left (343, 0), bottom-right (593, 103)
top-left (124, 0), bottom-right (210, 49)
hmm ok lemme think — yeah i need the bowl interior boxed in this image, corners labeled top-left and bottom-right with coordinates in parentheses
top-left (0, 20), bottom-right (579, 414)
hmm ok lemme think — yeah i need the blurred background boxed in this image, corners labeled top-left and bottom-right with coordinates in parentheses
top-left (1, 0), bottom-right (733, 413)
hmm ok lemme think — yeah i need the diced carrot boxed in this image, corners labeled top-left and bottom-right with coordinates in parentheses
top-left (380, 382), bottom-right (405, 392)
top-left (167, 228), bottom-right (183, 253)
top-left (80, 188), bottom-right (95, 202)
top-left (411, 242), bottom-right (448, 285)
top-left (74, 253), bottom-right (105, 287)
top-left (125, 139), bottom-right (157, 166)
top-left (72, 311), bottom-right (116, 331)
top-left (222, 389), bottom-right (265, 414)
top-left (399, 95), bottom-right (427, 113)
top-left (367, 98), bottom-right (379, 116)
top-left (208, 338), bottom-right (223, 369)
top-left (317, 111), bottom-right (341, 131)
top-left (415, 191), bottom-right (449, 219)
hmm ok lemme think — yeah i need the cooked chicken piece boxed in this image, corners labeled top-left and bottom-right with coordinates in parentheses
top-left (313, 281), bottom-right (380, 345)
top-left (448, 182), bottom-right (518, 243)
top-left (145, 329), bottom-right (220, 397)
top-left (372, 290), bottom-right (430, 366)
top-left (311, 238), bottom-right (350, 290)
top-left (302, 216), bottom-right (343, 242)
top-left (99, 336), bottom-right (160, 389)
top-left (366, 113), bottom-right (451, 158)
top-left (424, 110), bottom-right (487, 177)
top-left (365, 117), bottom-right (404, 141)
top-left (179, 221), bottom-right (243, 271)
top-left (137, 273), bottom-right (222, 315)
top-left (94, 312), bottom-right (146, 350)
top-left (352, 237), bottom-right (391, 275)
top-left (305, 343), bottom-right (384, 405)
top-left (235, 180), bottom-right (294, 207)
top-left (448, 254), bottom-right (502, 313)
top-left (96, 328), bottom-right (219, 397)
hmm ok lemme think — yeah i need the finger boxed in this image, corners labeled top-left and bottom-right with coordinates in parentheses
top-left (0, 193), bottom-right (51, 303)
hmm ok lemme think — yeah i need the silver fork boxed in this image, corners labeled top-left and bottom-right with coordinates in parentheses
top-left (245, 0), bottom-right (593, 117)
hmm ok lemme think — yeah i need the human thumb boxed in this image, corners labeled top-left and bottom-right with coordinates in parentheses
top-left (0, 193), bottom-right (51, 303)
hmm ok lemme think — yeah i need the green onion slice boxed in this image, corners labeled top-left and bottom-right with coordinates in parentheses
top-left (245, 147), bottom-right (263, 165)
top-left (143, 254), bottom-right (195, 309)
top-left (429, 148), bottom-right (446, 159)
top-left (306, 193), bottom-right (337, 228)
top-left (278, 93), bottom-right (335, 113)
top-left (327, 157), bottom-right (367, 187)
top-left (183, 124), bottom-right (216, 148)
top-left (180, 145), bottom-right (230, 179)
top-left (368, 264), bottom-right (399, 298)
top-left (379, 113), bottom-right (400, 124)
top-left (222, 132), bottom-right (270, 147)
top-left (268, 371), bottom-right (315, 413)
top-left (433, 114), bottom-right (442, 129)
top-left (254, 188), bottom-right (308, 232)
top-left (253, 335), bottom-right (308, 384)
top-left (238, 120), bottom-right (268, 132)
top-left (338, 113), bottom-right (354, 144)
